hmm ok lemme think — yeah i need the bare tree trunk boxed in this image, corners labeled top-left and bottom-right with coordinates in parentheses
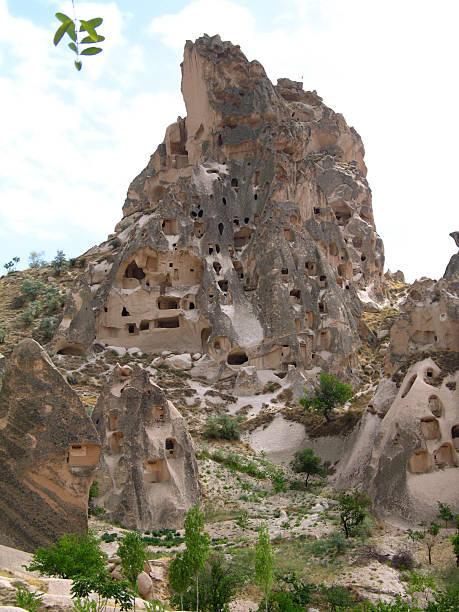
top-left (196, 575), bottom-right (199, 612)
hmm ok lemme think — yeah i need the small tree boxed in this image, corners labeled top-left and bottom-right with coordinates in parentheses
top-left (255, 523), bottom-right (274, 612)
top-left (337, 490), bottom-right (371, 538)
top-left (117, 531), bottom-right (148, 590)
top-left (437, 501), bottom-right (454, 528)
top-left (168, 551), bottom-right (191, 610)
top-left (52, 250), bottom-right (69, 276)
top-left (290, 448), bottom-right (326, 487)
top-left (29, 251), bottom-right (47, 269)
top-left (184, 505), bottom-right (210, 612)
top-left (26, 532), bottom-right (107, 579)
top-left (300, 372), bottom-right (352, 422)
top-left (71, 572), bottom-right (134, 612)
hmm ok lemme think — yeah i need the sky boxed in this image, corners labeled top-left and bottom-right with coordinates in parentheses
top-left (0, 0), bottom-right (458, 282)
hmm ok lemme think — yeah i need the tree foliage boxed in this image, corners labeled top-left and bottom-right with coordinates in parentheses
top-left (255, 523), bottom-right (274, 612)
top-left (337, 490), bottom-right (371, 538)
top-left (26, 532), bottom-right (107, 579)
top-left (300, 372), bottom-right (352, 422)
top-left (168, 551), bottom-right (191, 610)
top-left (184, 505), bottom-right (211, 612)
top-left (437, 501), bottom-right (454, 528)
top-left (53, 2), bottom-right (105, 71)
top-left (71, 572), bottom-right (134, 612)
top-left (290, 448), bottom-right (326, 486)
top-left (117, 531), bottom-right (148, 589)
top-left (203, 413), bottom-right (241, 440)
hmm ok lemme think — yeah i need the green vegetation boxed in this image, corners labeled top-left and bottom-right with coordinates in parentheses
top-left (290, 448), bottom-right (325, 487)
top-left (52, 250), bottom-right (69, 276)
top-left (203, 413), bottom-right (241, 440)
top-left (71, 573), bottom-right (134, 612)
top-left (53, 4), bottom-right (105, 72)
top-left (117, 531), bottom-right (148, 589)
top-left (0, 327), bottom-right (6, 343)
top-left (184, 505), bottom-right (211, 611)
top-left (337, 489), bottom-right (371, 538)
top-left (168, 551), bottom-right (191, 610)
top-left (29, 251), bottom-right (47, 269)
top-left (26, 532), bottom-right (107, 579)
top-left (437, 501), bottom-right (454, 528)
top-left (255, 523), bottom-right (274, 612)
top-left (3, 256), bottom-right (20, 273)
top-left (14, 584), bottom-right (43, 612)
top-left (300, 372), bottom-right (353, 422)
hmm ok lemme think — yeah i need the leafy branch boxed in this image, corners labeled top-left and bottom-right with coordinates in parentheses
top-left (53, 1), bottom-right (104, 71)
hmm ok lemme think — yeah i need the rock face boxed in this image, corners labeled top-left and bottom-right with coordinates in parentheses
top-left (364, 358), bottom-right (459, 520)
top-left (387, 274), bottom-right (459, 375)
top-left (69, 34), bottom-right (386, 383)
top-left (335, 255), bottom-right (459, 521)
top-left (51, 275), bottom-right (95, 356)
top-left (91, 363), bottom-right (200, 530)
top-left (444, 231), bottom-right (459, 279)
top-left (0, 339), bottom-right (100, 552)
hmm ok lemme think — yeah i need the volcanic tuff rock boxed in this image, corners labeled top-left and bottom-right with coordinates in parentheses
top-left (57, 34), bottom-right (386, 383)
top-left (334, 254), bottom-right (459, 520)
top-left (91, 363), bottom-right (201, 530)
top-left (0, 339), bottom-right (100, 552)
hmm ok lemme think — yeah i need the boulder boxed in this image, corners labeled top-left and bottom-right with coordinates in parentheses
top-left (164, 353), bottom-right (192, 371)
top-left (137, 571), bottom-right (153, 600)
top-left (233, 366), bottom-right (263, 396)
top-left (0, 339), bottom-right (100, 551)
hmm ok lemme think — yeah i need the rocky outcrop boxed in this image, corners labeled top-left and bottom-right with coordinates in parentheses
top-left (91, 363), bottom-right (200, 530)
top-left (444, 231), bottom-right (459, 280)
top-left (51, 275), bottom-right (95, 356)
top-left (63, 34), bottom-right (387, 384)
top-left (0, 339), bottom-right (100, 552)
top-left (387, 275), bottom-right (459, 375)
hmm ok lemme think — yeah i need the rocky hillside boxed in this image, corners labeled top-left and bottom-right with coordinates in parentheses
top-left (0, 35), bottom-right (458, 611)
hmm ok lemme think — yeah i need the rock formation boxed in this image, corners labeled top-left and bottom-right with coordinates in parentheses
top-left (0, 339), bottom-right (100, 552)
top-left (91, 363), bottom-right (200, 530)
top-left (51, 274), bottom-right (95, 356)
top-left (60, 34), bottom-right (386, 383)
top-left (335, 245), bottom-right (459, 520)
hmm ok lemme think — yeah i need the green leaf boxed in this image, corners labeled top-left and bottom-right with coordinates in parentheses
top-left (75, 60), bottom-right (82, 71)
top-left (81, 34), bottom-right (105, 43)
top-left (55, 12), bottom-right (71, 24)
top-left (53, 21), bottom-right (72, 46)
top-left (79, 21), bottom-right (98, 41)
top-left (67, 22), bottom-right (77, 42)
top-left (85, 17), bottom-right (103, 29)
top-left (68, 42), bottom-right (77, 54)
top-left (80, 47), bottom-right (102, 56)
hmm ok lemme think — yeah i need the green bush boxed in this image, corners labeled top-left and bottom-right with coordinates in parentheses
top-left (20, 279), bottom-right (45, 300)
top-left (38, 317), bottom-right (58, 340)
top-left (15, 584), bottom-right (43, 612)
top-left (203, 413), bottom-right (240, 440)
top-left (300, 372), bottom-right (353, 422)
top-left (52, 250), bottom-right (68, 276)
top-left (117, 531), bottom-right (148, 588)
top-left (311, 530), bottom-right (349, 557)
top-left (26, 532), bottom-right (107, 579)
top-left (0, 328), bottom-right (6, 343)
top-left (20, 301), bottom-right (42, 325)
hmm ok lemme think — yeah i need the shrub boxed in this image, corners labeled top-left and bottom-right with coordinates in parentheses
top-left (320, 584), bottom-right (355, 611)
top-left (203, 413), bottom-right (240, 440)
top-left (20, 279), bottom-right (45, 301)
top-left (20, 301), bottom-right (42, 325)
top-left (290, 448), bottom-right (326, 487)
top-left (15, 584), bottom-right (43, 612)
top-left (391, 550), bottom-right (415, 570)
top-left (26, 532), bottom-right (107, 579)
top-left (0, 328), bottom-right (6, 343)
top-left (110, 238), bottom-right (121, 249)
top-left (39, 317), bottom-right (58, 341)
top-left (300, 372), bottom-right (353, 422)
top-left (337, 489), bottom-right (371, 538)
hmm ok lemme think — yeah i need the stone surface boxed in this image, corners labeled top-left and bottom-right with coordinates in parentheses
top-left (233, 366), bottom-right (263, 396)
top-left (91, 363), bottom-right (201, 530)
top-left (444, 231), bottom-right (459, 279)
top-left (50, 275), bottom-right (95, 356)
top-left (164, 353), bottom-right (193, 370)
top-left (137, 571), bottom-right (153, 600)
top-left (0, 339), bottom-right (100, 552)
top-left (62, 34), bottom-right (386, 384)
